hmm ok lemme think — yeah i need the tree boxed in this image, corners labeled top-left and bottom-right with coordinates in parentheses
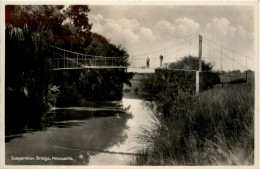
top-left (5, 5), bottom-right (67, 104)
top-left (168, 55), bottom-right (213, 71)
top-left (63, 5), bottom-right (92, 50)
top-left (230, 70), bottom-right (241, 73)
top-left (244, 69), bottom-right (253, 73)
top-left (55, 33), bottom-right (132, 104)
top-left (5, 5), bottom-right (67, 133)
top-left (65, 5), bottom-right (92, 33)
top-left (169, 55), bottom-right (220, 90)
top-left (5, 5), bottom-right (132, 111)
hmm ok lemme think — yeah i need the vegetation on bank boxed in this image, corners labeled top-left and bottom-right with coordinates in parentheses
top-left (142, 56), bottom-right (220, 101)
top-left (138, 85), bottom-right (254, 165)
top-left (5, 5), bottom-right (131, 134)
top-left (136, 57), bottom-right (254, 165)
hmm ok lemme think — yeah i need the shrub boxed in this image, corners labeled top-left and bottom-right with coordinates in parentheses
top-left (136, 85), bottom-right (254, 165)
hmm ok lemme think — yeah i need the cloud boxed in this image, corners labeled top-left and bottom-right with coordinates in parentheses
top-left (206, 18), bottom-right (253, 40)
top-left (205, 18), bottom-right (254, 55)
top-left (89, 14), bottom-right (254, 70)
top-left (153, 20), bottom-right (175, 38)
top-left (173, 18), bottom-right (200, 38)
top-left (204, 18), bottom-right (254, 70)
top-left (88, 13), bottom-right (103, 24)
top-left (153, 18), bottom-right (200, 39)
top-left (206, 18), bottom-right (236, 38)
top-left (117, 18), bottom-right (141, 32)
top-left (89, 14), bottom-right (201, 54)
top-left (89, 13), bottom-right (163, 54)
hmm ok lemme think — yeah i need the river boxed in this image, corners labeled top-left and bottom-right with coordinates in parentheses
top-left (5, 95), bottom-right (154, 165)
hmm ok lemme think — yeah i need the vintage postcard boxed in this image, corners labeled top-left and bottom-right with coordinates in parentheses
top-left (0, 1), bottom-right (259, 169)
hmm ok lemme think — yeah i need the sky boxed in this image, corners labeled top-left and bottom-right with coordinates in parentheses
top-left (88, 5), bottom-right (255, 71)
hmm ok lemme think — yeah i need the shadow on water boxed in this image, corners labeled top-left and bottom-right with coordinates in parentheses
top-left (40, 106), bottom-right (130, 129)
top-left (5, 135), bottom-right (23, 143)
top-left (5, 93), bottom-right (136, 164)
top-left (5, 95), bottom-right (128, 137)
top-left (5, 105), bottom-right (133, 165)
top-left (5, 90), bottom-right (155, 165)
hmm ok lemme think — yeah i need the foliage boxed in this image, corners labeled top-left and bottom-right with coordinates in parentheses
top-left (5, 5), bottom-right (131, 133)
top-left (5, 5), bottom-right (63, 133)
top-left (46, 85), bottom-right (60, 107)
top-left (230, 70), bottom-right (241, 73)
top-left (200, 72), bottom-right (221, 90)
top-left (64, 5), bottom-right (92, 34)
top-left (230, 78), bottom-right (247, 84)
top-left (138, 56), bottom-right (250, 165)
top-left (62, 5), bottom-right (93, 51)
top-left (136, 85), bottom-right (254, 165)
top-left (169, 55), bottom-right (213, 71)
top-left (244, 69), bottom-right (253, 73)
top-left (53, 33), bottom-right (132, 106)
top-left (169, 55), bottom-right (220, 90)
top-left (142, 69), bottom-right (195, 116)
top-left (141, 56), bottom-right (220, 105)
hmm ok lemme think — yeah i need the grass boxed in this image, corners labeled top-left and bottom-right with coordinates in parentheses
top-left (135, 84), bottom-right (254, 165)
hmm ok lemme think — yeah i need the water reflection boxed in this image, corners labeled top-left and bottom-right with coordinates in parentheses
top-left (5, 98), bottom-right (153, 165)
top-left (6, 101), bottom-right (125, 137)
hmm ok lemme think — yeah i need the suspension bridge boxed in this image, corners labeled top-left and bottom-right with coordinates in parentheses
top-left (51, 45), bottom-right (128, 70)
top-left (51, 34), bottom-right (253, 73)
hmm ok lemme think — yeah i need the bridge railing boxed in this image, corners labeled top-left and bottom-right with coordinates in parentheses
top-left (77, 57), bottom-right (127, 67)
top-left (50, 46), bottom-right (128, 69)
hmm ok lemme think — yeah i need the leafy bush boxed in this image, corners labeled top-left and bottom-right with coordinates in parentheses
top-left (141, 56), bottom-right (220, 102)
top-left (136, 85), bottom-right (254, 165)
top-left (168, 56), bottom-right (221, 90)
top-left (200, 72), bottom-right (221, 90)
top-left (230, 78), bottom-right (247, 84)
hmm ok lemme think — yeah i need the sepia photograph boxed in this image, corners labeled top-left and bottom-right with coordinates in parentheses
top-left (0, 1), bottom-right (259, 168)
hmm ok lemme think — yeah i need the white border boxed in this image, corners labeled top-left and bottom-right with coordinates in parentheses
top-left (0, 1), bottom-right (259, 169)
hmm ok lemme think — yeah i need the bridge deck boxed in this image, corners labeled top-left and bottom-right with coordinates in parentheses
top-left (52, 66), bottom-right (128, 70)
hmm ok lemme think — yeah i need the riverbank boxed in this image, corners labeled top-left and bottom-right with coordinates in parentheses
top-left (5, 97), bottom-right (154, 165)
top-left (135, 84), bottom-right (254, 165)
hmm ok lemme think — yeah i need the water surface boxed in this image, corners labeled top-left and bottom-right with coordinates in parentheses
top-left (5, 97), bottom-right (153, 165)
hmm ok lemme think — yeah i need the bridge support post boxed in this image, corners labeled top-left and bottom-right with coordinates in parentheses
top-left (196, 71), bottom-right (199, 95)
top-left (196, 34), bottom-right (202, 95)
top-left (198, 34), bottom-right (202, 71)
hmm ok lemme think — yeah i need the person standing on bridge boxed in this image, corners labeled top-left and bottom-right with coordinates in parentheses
top-left (160, 54), bottom-right (164, 67)
top-left (146, 57), bottom-right (150, 68)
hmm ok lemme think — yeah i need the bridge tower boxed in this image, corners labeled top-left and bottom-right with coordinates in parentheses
top-left (196, 34), bottom-right (202, 94)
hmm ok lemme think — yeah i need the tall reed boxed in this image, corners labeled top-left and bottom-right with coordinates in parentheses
top-left (136, 85), bottom-right (254, 165)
